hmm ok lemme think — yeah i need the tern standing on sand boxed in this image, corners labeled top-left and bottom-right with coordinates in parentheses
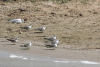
top-left (50, 39), bottom-right (59, 44)
top-left (34, 27), bottom-right (46, 31)
top-left (46, 39), bottom-right (59, 44)
top-left (46, 43), bottom-right (57, 48)
top-left (45, 43), bottom-right (58, 50)
top-left (9, 19), bottom-right (24, 23)
top-left (45, 39), bottom-right (59, 49)
top-left (24, 42), bottom-right (32, 47)
top-left (7, 38), bottom-right (18, 45)
top-left (24, 42), bottom-right (32, 50)
top-left (44, 35), bottom-right (57, 41)
top-left (22, 25), bottom-right (32, 30)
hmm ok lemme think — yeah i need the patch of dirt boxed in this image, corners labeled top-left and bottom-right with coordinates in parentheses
top-left (0, 1), bottom-right (100, 49)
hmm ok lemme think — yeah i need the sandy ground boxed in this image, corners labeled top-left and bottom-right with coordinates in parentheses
top-left (0, 1), bottom-right (100, 63)
top-left (1, 1), bottom-right (100, 49)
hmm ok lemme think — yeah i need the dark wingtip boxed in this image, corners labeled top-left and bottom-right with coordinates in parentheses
top-left (44, 38), bottom-right (47, 39)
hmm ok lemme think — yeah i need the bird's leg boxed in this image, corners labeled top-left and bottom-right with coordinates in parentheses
top-left (53, 48), bottom-right (55, 50)
top-left (13, 43), bottom-right (15, 45)
top-left (27, 47), bottom-right (29, 50)
top-left (27, 29), bottom-right (29, 32)
top-left (53, 47), bottom-right (56, 50)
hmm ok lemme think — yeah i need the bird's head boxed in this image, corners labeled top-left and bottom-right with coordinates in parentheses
top-left (29, 25), bottom-right (32, 27)
top-left (54, 35), bottom-right (57, 37)
top-left (21, 19), bottom-right (24, 23)
top-left (43, 27), bottom-right (46, 30)
top-left (29, 42), bottom-right (32, 46)
top-left (16, 38), bottom-right (18, 40)
top-left (56, 39), bottom-right (60, 43)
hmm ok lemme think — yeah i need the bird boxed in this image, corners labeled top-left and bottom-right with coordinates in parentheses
top-left (45, 43), bottom-right (58, 50)
top-left (21, 25), bottom-right (32, 30)
top-left (50, 39), bottom-right (59, 44)
top-left (44, 35), bottom-right (57, 41)
top-left (45, 39), bottom-right (59, 45)
top-left (7, 38), bottom-right (18, 45)
top-left (23, 42), bottom-right (32, 50)
top-left (45, 39), bottom-right (59, 50)
top-left (34, 27), bottom-right (46, 31)
top-left (9, 19), bottom-right (24, 24)
top-left (24, 42), bottom-right (32, 47)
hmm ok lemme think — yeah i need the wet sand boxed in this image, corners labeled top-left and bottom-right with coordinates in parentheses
top-left (0, 38), bottom-right (100, 62)
top-left (0, 47), bottom-right (100, 67)
top-left (0, 38), bottom-right (100, 67)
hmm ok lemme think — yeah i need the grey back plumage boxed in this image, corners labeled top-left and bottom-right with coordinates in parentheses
top-left (51, 39), bottom-right (59, 44)
top-left (9, 19), bottom-right (24, 23)
top-left (7, 38), bottom-right (18, 42)
top-left (23, 25), bottom-right (32, 30)
top-left (45, 43), bottom-right (58, 49)
top-left (24, 42), bottom-right (32, 47)
top-left (45, 39), bottom-right (59, 49)
top-left (35, 27), bottom-right (46, 31)
top-left (45, 35), bottom-right (57, 41)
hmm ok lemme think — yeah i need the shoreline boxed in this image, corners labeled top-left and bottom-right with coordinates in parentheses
top-left (0, 38), bottom-right (100, 62)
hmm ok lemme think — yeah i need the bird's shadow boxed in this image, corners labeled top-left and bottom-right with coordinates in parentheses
top-left (35, 36), bottom-right (46, 37)
top-left (34, 32), bottom-right (43, 33)
top-left (19, 45), bottom-right (30, 50)
top-left (43, 48), bottom-right (55, 50)
top-left (19, 47), bottom-right (30, 50)
top-left (19, 45), bottom-right (25, 47)
top-left (44, 45), bottom-right (56, 50)
top-left (3, 44), bottom-right (15, 45)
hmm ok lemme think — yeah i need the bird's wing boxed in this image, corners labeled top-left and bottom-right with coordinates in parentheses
top-left (24, 44), bottom-right (28, 47)
top-left (24, 26), bottom-right (28, 29)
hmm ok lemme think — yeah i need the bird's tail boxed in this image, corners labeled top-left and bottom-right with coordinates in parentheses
top-left (45, 41), bottom-right (51, 43)
top-left (45, 44), bottom-right (52, 48)
top-left (44, 38), bottom-right (49, 40)
top-left (6, 39), bottom-right (11, 41)
top-left (24, 47), bottom-right (30, 50)
top-left (7, 19), bottom-right (11, 22)
top-left (19, 27), bottom-right (24, 29)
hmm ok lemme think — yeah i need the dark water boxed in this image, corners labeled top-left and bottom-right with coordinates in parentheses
top-left (0, 51), bottom-right (100, 67)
